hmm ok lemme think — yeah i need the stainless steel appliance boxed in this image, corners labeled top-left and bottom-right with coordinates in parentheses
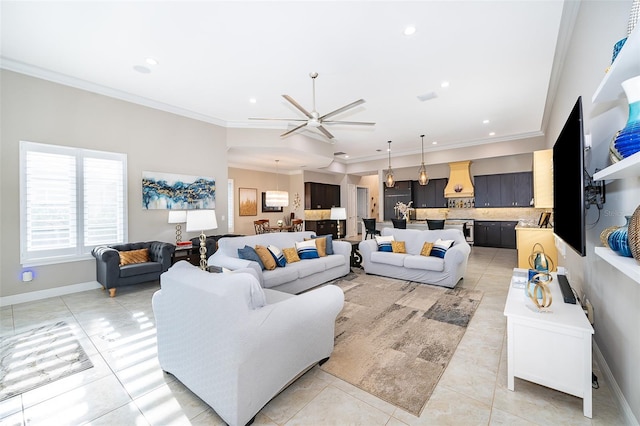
top-left (444, 219), bottom-right (474, 245)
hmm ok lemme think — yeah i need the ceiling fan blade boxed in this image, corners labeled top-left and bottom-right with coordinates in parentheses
top-left (322, 120), bottom-right (376, 126)
top-left (283, 95), bottom-right (313, 119)
top-left (316, 125), bottom-right (335, 139)
top-left (281, 122), bottom-right (308, 138)
top-left (320, 99), bottom-right (366, 121)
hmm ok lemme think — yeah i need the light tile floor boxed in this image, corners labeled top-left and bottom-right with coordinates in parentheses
top-left (0, 247), bottom-right (626, 425)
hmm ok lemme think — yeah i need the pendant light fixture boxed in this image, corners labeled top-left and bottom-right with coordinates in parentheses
top-left (385, 140), bottom-right (395, 188)
top-left (265, 160), bottom-right (289, 207)
top-left (418, 134), bottom-right (429, 186)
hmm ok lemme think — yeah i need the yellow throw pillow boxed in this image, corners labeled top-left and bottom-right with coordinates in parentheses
top-left (306, 237), bottom-right (327, 257)
top-left (119, 248), bottom-right (150, 266)
top-left (420, 242), bottom-right (434, 256)
top-left (282, 247), bottom-right (300, 263)
top-left (255, 245), bottom-right (277, 270)
top-left (391, 240), bottom-right (406, 253)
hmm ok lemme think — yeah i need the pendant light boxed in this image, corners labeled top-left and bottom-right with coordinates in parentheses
top-left (418, 134), bottom-right (429, 186)
top-left (385, 140), bottom-right (395, 188)
top-left (265, 160), bottom-right (289, 207)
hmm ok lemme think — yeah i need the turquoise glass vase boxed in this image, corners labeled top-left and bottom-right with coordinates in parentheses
top-left (608, 216), bottom-right (633, 258)
top-left (610, 76), bottom-right (640, 163)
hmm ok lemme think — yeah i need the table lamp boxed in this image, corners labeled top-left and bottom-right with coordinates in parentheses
top-left (167, 210), bottom-right (187, 244)
top-left (186, 209), bottom-right (218, 270)
top-left (330, 207), bottom-right (347, 239)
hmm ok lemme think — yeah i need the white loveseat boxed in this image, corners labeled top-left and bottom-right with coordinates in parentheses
top-left (359, 227), bottom-right (471, 288)
top-left (207, 231), bottom-right (351, 294)
top-left (152, 261), bottom-right (345, 426)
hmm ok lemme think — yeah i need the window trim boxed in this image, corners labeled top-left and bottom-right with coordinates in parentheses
top-left (20, 141), bottom-right (128, 266)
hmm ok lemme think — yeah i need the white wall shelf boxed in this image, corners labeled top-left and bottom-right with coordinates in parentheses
top-left (593, 152), bottom-right (640, 181)
top-left (592, 26), bottom-right (640, 104)
top-left (594, 247), bottom-right (640, 284)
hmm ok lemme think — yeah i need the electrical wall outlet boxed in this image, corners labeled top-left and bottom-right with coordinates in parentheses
top-left (585, 299), bottom-right (594, 324)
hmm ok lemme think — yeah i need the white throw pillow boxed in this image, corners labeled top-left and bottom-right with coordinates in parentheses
top-left (375, 235), bottom-right (395, 252)
top-left (430, 238), bottom-right (454, 258)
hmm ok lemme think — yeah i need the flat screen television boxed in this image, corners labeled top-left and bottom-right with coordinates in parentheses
top-left (552, 96), bottom-right (586, 257)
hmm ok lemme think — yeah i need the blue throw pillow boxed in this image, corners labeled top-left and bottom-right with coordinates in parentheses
top-left (312, 234), bottom-right (334, 255)
top-left (237, 245), bottom-right (265, 270)
top-left (295, 239), bottom-right (320, 259)
top-left (375, 235), bottom-right (394, 252)
top-left (267, 245), bottom-right (287, 267)
top-left (430, 239), bottom-right (454, 259)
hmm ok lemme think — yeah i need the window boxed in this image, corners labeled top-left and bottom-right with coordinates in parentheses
top-left (20, 141), bottom-right (127, 265)
top-left (228, 178), bottom-right (234, 233)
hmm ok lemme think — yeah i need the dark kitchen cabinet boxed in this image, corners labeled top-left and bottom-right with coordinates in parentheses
top-left (305, 219), bottom-right (340, 239)
top-left (384, 180), bottom-right (412, 220)
top-left (475, 172), bottom-right (532, 208)
top-left (475, 220), bottom-right (517, 249)
top-left (304, 182), bottom-right (340, 209)
top-left (500, 172), bottom-right (533, 207)
top-left (500, 221), bottom-right (518, 249)
top-left (474, 175), bottom-right (501, 207)
top-left (412, 178), bottom-right (448, 208)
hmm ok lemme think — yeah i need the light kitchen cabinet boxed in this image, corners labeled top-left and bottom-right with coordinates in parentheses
top-left (533, 149), bottom-right (554, 208)
top-left (515, 226), bottom-right (558, 272)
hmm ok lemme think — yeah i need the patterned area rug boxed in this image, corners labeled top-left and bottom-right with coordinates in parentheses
top-left (321, 271), bottom-right (482, 416)
top-left (0, 321), bottom-right (94, 401)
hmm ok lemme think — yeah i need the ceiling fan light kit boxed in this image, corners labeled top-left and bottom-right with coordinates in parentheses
top-left (385, 140), bottom-right (395, 188)
top-left (250, 72), bottom-right (375, 140)
top-left (418, 134), bottom-right (429, 186)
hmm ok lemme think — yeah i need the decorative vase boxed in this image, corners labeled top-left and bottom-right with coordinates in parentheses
top-left (600, 226), bottom-right (619, 248)
top-left (629, 205), bottom-right (640, 261)
top-left (608, 216), bottom-right (633, 258)
top-left (610, 75), bottom-right (640, 164)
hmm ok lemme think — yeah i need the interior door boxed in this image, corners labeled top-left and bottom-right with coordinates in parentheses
top-left (347, 184), bottom-right (357, 238)
top-left (357, 186), bottom-right (368, 235)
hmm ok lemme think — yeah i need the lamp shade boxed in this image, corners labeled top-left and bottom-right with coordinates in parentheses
top-left (167, 210), bottom-right (187, 224)
top-left (330, 207), bottom-right (347, 220)
top-left (265, 190), bottom-right (289, 207)
top-left (186, 210), bottom-right (218, 232)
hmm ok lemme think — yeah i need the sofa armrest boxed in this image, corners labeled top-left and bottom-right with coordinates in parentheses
top-left (443, 242), bottom-right (471, 266)
top-left (91, 246), bottom-right (120, 287)
top-left (208, 253), bottom-right (264, 284)
top-left (332, 240), bottom-right (352, 257)
top-left (149, 241), bottom-right (176, 272)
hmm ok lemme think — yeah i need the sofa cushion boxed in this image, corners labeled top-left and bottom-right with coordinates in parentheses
top-left (120, 261), bottom-right (161, 277)
top-left (238, 245), bottom-right (265, 270)
top-left (370, 251), bottom-right (406, 267)
top-left (119, 248), bottom-right (150, 266)
top-left (404, 254), bottom-right (445, 271)
top-left (297, 258), bottom-right (327, 278)
top-left (431, 239), bottom-right (454, 259)
top-left (375, 235), bottom-right (394, 252)
top-left (306, 237), bottom-right (327, 257)
top-left (262, 266), bottom-right (300, 289)
top-left (312, 234), bottom-right (334, 255)
top-left (267, 245), bottom-right (287, 267)
top-left (392, 241), bottom-right (406, 253)
top-left (255, 245), bottom-right (277, 270)
top-left (323, 254), bottom-right (347, 270)
top-left (282, 247), bottom-right (300, 263)
top-left (296, 240), bottom-right (319, 259)
top-left (420, 242), bottom-right (434, 256)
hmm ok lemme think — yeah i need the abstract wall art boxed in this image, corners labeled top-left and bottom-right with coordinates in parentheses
top-left (142, 171), bottom-right (215, 210)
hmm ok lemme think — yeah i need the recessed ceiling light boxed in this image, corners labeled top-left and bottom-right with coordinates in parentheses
top-left (249, 98), bottom-right (257, 104)
top-left (403, 26), bottom-right (416, 36)
top-left (344, 155), bottom-right (349, 159)
top-left (432, 141), bottom-right (438, 145)
top-left (145, 57), bottom-right (158, 66)
top-left (489, 132), bottom-right (496, 136)
top-left (440, 81), bottom-right (450, 88)
top-left (483, 119), bottom-right (490, 124)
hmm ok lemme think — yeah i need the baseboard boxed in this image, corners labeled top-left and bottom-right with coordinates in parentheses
top-left (0, 281), bottom-right (102, 307)
top-left (593, 342), bottom-right (639, 425)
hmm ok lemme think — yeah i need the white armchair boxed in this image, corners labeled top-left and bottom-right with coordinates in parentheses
top-left (152, 261), bottom-right (344, 426)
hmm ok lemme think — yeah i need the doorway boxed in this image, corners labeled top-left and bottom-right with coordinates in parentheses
top-left (357, 186), bottom-right (368, 235)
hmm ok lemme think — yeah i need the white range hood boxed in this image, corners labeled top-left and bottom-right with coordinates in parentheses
top-left (444, 160), bottom-right (474, 198)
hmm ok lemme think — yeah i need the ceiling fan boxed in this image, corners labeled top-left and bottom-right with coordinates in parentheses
top-left (250, 72), bottom-right (375, 139)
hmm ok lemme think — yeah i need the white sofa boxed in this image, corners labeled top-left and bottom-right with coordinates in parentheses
top-left (152, 261), bottom-right (345, 426)
top-left (359, 227), bottom-right (471, 288)
top-left (207, 231), bottom-right (351, 294)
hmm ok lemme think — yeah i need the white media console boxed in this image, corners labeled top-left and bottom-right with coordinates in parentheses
top-left (504, 268), bottom-right (594, 418)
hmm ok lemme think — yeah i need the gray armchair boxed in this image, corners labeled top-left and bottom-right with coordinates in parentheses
top-left (92, 241), bottom-right (175, 297)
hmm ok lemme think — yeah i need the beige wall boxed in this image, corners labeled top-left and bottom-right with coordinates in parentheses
top-left (1, 70), bottom-right (228, 298)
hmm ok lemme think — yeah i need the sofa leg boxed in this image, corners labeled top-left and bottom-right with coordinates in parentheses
top-left (109, 288), bottom-right (116, 297)
top-left (318, 357), bottom-right (330, 366)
